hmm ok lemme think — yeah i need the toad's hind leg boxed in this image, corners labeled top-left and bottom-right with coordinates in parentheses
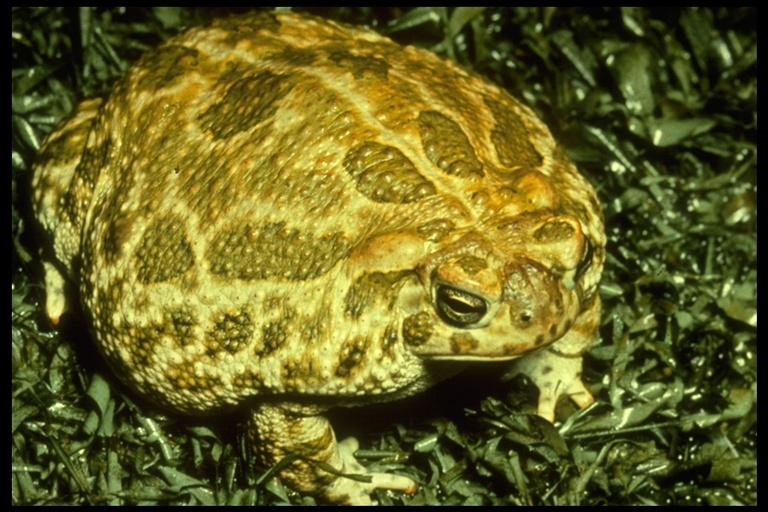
top-left (32, 98), bottom-right (104, 324)
top-left (249, 402), bottom-right (417, 504)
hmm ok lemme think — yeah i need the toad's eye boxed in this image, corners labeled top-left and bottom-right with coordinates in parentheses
top-left (575, 238), bottom-right (593, 281)
top-left (435, 285), bottom-right (488, 327)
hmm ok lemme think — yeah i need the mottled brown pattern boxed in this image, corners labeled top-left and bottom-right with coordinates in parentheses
top-left (328, 50), bottom-right (390, 80)
top-left (206, 222), bottom-right (351, 281)
top-left (500, 170), bottom-right (560, 213)
top-left (232, 371), bottom-right (264, 392)
top-left (450, 332), bottom-right (479, 354)
top-left (418, 110), bottom-right (483, 178)
top-left (136, 323), bottom-right (164, 365)
top-left (416, 218), bottom-right (455, 241)
top-left (34, 121), bottom-right (91, 172)
top-left (276, 46), bottom-right (320, 68)
top-left (382, 323), bottom-right (399, 350)
top-left (169, 309), bottom-right (197, 347)
top-left (344, 142), bottom-right (436, 203)
top-left (135, 216), bottom-right (194, 284)
top-left (102, 214), bottom-right (136, 265)
top-left (485, 97), bottom-right (545, 169)
top-left (67, 135), bottom-right (111, 240)
top-left (261, 320), bottom-right (289, 355)
top-left (298, 314), bottom-right (327, 350)
top-left (207, 310), bottom-right (253, 355)
top-left (199, 70), bottom-right (297, 139)
top-left (455, 255), bottom-right (488, 275)
top-left (535, 219), bottom-right (576, 243)
top-left (135, 45), bottom-right (202, 88)
top-left (336, 337), bottom-right (368, 377)
top-left (344, 271), bottom-right (408, 318)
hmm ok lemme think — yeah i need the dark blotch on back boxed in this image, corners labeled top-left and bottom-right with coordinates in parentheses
top-left (336, 337), bottom-right (368, 377)
top-left (206, 310), bottom-right (254, 355)
top-left (416, 218), bottom-right (455, 242)
top-left (344, 142), bottom-right (436, 203)
top-left (199, 70), bottom-right (296, 139)
top-left (328, 50), bottom-right (390, 80)
top-left (170, 309), bottom-right (197, 348)
top-left (485, 97), bottom-right (544, 169)
top-left (417, 110), bottom-right (483, 178)
top-left (207, 221), bottom-right (351, 281)
top-left (134, 216), bottom-right (194, 284)
top-left (344, 271), bottom-right (409, 318)
top-left (136, 45), bottom-right (202, 89)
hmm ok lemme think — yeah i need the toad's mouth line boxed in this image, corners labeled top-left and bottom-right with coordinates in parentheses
top-left (422, 355), bottom-right (522, 362)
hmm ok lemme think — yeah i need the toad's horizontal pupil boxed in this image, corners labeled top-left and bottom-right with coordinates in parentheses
top-left (436, 286), bottom-right (487, 326)
top-left (439, 287), bottom-right (485, 314)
